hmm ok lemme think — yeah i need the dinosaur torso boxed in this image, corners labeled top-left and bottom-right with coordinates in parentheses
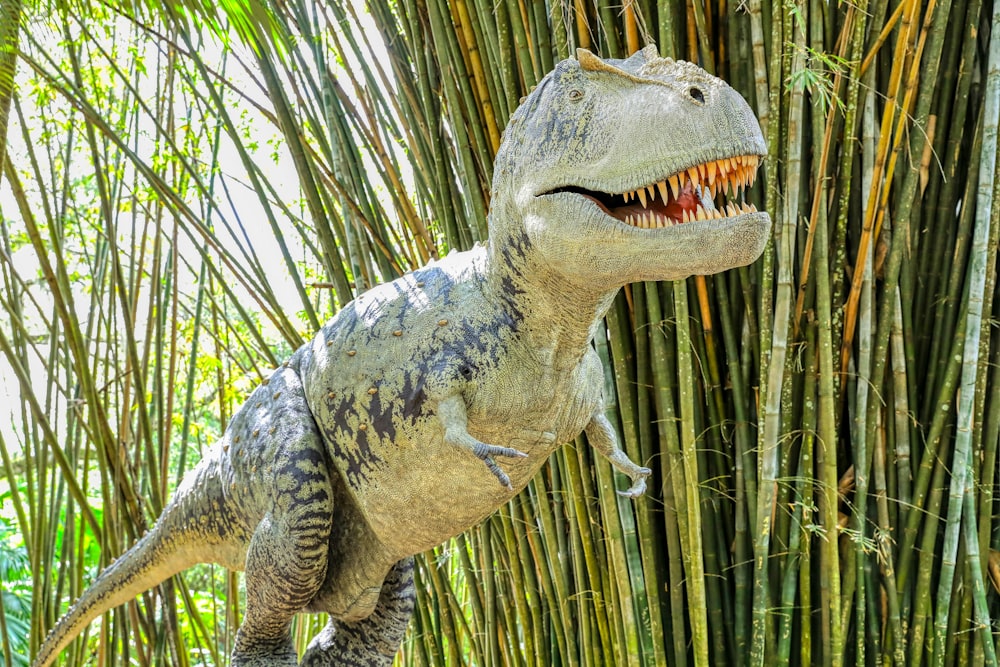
top-left (299, 247), bottom-right (602, 555)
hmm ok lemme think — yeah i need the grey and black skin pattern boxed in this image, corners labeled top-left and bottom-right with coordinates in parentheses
top-left (33, 44), bottom-right (771, 666)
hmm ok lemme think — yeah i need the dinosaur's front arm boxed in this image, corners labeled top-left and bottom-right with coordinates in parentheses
top-left (584, 412), bottom-right (651, 498)
top-left (436, 393), bottom-right (528, 490)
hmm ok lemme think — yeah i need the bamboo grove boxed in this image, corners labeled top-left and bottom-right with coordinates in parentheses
top-left (0, 0), bottom-right (998, 665)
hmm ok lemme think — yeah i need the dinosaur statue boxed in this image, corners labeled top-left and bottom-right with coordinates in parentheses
top-left (33, 44), bottom-right (770, 666)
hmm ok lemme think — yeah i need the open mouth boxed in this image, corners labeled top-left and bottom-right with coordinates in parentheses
top-left (548, 154), bottom-right (762, 229)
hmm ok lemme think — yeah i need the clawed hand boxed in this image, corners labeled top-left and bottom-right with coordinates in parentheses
top-left (471, 442), bottom-right (528, 490)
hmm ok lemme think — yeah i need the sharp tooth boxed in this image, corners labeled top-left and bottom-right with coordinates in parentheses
top-left (698, 163), bottom-right (707, 178)
top-left (625, 190), bottom-right (632, 202)
top-left (682, 210), bottom-right (689, 223)
top-left (657, 181), bottom-right (670, 204)
top-left (626, 214), bottom-right (633, 226)
top-left (637, 187), bottom-right (647, 208)
top-left (715, 208), bottom-right (724, 219)
top-left (696, 207), bottom-right (707, 221)
top-left (707, 161), bottom-right (717, 187)
top-left (750, 203), bottom-right (758, 212)
top-left (669, 174), bottom-right (681, 198)
top-left (688, 166), bottom-right (700, 186)
top-left (648, 184), bottom-right (657, 202)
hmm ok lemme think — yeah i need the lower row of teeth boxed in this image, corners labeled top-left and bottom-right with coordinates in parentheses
top-left (624, 201), bottom-right (758, 228)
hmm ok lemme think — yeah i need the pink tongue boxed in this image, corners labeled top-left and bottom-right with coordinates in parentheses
top-left (611, 182), bottom-right (702, 223)
top-left (662, 190), bottom-right (702, 220)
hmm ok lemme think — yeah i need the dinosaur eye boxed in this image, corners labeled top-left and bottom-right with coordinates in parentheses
top-left (689, 87), bottom-right (705, 103)
top-left (568, 89), bottom-right (584, 101)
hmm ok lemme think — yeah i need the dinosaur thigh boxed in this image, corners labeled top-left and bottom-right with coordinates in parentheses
top-left (304, 471), bottom-right (399, 623)
top-left (300, 557), bottom-right (416, 667)
top-left (225, 365), bottom-right (336, 666)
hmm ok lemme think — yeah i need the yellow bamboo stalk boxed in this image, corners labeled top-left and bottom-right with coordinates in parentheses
top-left (839, 0), bottom-right (923, 378)
top-left (624, 0), bottom-right (640, 54)
top-left (453, 0), bottom-right (502, 153)
top-left (575, 0), bottom-right (590, 49)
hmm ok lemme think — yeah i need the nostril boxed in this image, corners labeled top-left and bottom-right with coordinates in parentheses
top-left (689, 87), bottom-right (705, 103)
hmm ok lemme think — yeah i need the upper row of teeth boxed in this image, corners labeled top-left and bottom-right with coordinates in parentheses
top-left (625, 201), bottom-right (759, 228)
top-left (622, 154), bottom-right (761, 206)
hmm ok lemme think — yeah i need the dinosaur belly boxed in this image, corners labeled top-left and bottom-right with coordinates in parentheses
top-left (299, 320), bottom-right (601, 556)
top-left (335, 391), bottom-right (592, 556)
top-left (296, 252), bottom-right (605, 557)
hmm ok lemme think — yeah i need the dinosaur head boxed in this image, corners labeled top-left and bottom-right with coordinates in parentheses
top-left (489, 45), bottom-right (770, 288)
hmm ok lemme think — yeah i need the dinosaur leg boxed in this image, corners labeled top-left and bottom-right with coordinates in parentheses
top-left (231, 432), bottom-right (335, 665)
top-left (300, 557), bottom-right (416, 666)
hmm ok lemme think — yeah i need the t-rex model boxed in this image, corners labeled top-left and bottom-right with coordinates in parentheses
top-left (33, 44), bottom-right (769, 666)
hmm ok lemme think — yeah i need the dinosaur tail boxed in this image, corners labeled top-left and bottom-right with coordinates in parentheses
top-left (31, 522), bottom-right (203, 667)
top-left (32, 464), bottom-right (233, 667)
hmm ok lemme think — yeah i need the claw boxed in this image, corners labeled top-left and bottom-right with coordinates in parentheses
top-left (484, 458), bottom-right (513, 490)
top-left (436, 394), bottom-right (528, 491)
top-left (474, 443), bottom-right (527, 489)
top-left (616, 467), bottom-right (651, 498)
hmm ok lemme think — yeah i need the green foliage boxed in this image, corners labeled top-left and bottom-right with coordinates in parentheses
top-left (0, 512), bottom-right (31, 667)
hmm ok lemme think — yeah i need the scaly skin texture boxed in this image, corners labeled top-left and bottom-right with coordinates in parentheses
top-left (33, 45), bottom-right (770, 666)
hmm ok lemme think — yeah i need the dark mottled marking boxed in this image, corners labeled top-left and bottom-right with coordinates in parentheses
top-left (399, 367), bottom-right (428, 424)
top-left (367, 385), bottom-right (397, 442)
top-left (330, 395), bottom-right (360, 434)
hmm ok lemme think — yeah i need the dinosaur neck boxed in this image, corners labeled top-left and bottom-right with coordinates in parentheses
top-left (483, 215), bottom-right (619, 371)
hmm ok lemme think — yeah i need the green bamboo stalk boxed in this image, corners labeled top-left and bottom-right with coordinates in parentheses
top-left (932, 180), bottom-right (993, 662)
top-left (0, 0), bottom-right (21, 189)
top-left (752, 3), bottom-right (806, 662)
top-left (956, 4), bottom-right (1000, 661)
top-left (590, 311), bottom-right (642, 667)
top-left (644, 282), bottom-right (689, 667)
top-left (672, 281), bottom-right (709, 665)
top-left (775, 323), bottom-right (816, 667)
top-left (624, 285), bottom-right (669, 667)
top-left (848, 75), bottom-right (877, 667)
